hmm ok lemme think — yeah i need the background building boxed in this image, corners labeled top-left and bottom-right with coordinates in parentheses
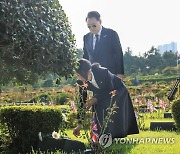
top-left (157, 42), bottom-right (177, 54)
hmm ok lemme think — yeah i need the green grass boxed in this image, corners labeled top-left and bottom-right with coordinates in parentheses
top-left (2, 125), bottom-right (179, 154)
top-left (37, 130), bottom-right (179, 154)
top-left (136, 110), bottom-right (174, 130)
top-left (143, 118), bottom-right (174, 130)
top-left (31, 110), bottom-right (179, 153)
top-left (1, 109), bottom-right (179, 154)
top-left (65, 129), bottom-right (89, 144)
top-left (61, 111), bottom-right (179, 154)
top-left (119, 131), bottom-right (180, 154)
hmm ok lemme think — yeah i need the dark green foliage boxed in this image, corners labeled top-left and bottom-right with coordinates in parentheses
top-left (0, 0), bottom-right (77, 85)
top-left (76, 48), bottom-right (83, 59)
top-left (162, 66), bottom-right (179, 75)
top-left (124, 47), bottom-right (177, 76)
top-left (157, 81), bottom-right (167, 85)
top-left (172, 98), bottom-right (180, 131)
top-left (56, 78), bottom-right (61, 85)
top-left (66, 112), bottom-right (92, 129)
top-left (137, 75), bottom-right (178, 84)
top-left (142, 81), bottom-right (151, 87)
top-left (42, 79), bottom-right (54, 87)
top-left (162, 51), bottom-right (178, 67)
top-left (0, 106), bottom-right (62, 153)
top-left (29, 93), bottom-right (52, 104)
top-left (58, 75), bottom-right (78, 87)
top-left (55, 92), bottom-right (69, 105)
top-left (155, 88), bottom-right (169, 98)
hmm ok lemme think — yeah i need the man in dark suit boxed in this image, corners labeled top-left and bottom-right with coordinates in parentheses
top-left (83, 11), bottom-right (124, 79)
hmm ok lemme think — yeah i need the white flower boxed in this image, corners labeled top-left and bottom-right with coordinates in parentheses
top-left (52, 131), bottom-right (60, 139)
top-left (38, 132), bottom-right (43, 141)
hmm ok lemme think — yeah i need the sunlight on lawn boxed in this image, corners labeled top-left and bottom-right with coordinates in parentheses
top-left (65, 129), bottom-right (180, 154)
top-left (65, 129), bottom-right (89, 144)
top-left (129, 131), bottom-right (180, 154)
top-left (103, 131), bottom-right (180, 154)
top-left (64, 110), bottom-right (179, 154)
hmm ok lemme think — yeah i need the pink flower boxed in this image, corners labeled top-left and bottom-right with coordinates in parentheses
top-left (110, 90), bottom-right (117, 97)
top-left (82, 83), bottom-right (88, 88)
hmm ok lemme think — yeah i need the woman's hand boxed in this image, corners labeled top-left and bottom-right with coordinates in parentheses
top-left (85, 97), bottom-right (97, 110)
top-left (73, 124), bottom-right (82, 137)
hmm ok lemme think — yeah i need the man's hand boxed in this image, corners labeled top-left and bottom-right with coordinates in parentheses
top-left (85, 97), bottom-right (97, 110)
top-left (73, 124), bottom-right (82, 137)
top-left (117, 74), bottom-right (124, 80)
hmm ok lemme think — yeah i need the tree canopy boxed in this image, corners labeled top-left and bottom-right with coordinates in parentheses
top-left (124, 46), bottom-right (178, 76)
top-left (0, 0), bottom-right (77, 85)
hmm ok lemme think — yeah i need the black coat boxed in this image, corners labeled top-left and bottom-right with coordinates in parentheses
top-left (83, 27), bottom-right (124, 75)
top-left (86, 64), bottom-right (139, 138)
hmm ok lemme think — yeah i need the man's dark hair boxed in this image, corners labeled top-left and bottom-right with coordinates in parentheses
top-left (76, 58), bottom-right (91, 80)
top-left (86, 11), bottom-right (101, 21)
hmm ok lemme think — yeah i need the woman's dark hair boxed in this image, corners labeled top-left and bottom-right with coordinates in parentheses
top-left (76, 58), bottom-right (91, 80)
top-left (86, 11), bottom-right (101, 21)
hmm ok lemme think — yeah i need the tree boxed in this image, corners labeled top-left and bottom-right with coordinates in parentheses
top-left (124, 47), bottom-right (146, 76)
top-left (143, 46), bottom-right (164, 74)
top-left (0, 0), bottom-right (77, 85)
top-left (76, 48), bottom-right (83, 59)
top-left (162, 51), bottom-right (177, 67)
top-left (123, 46), bottom-right (177, 76)
top-left (124, 47), bottom-right (134, 75)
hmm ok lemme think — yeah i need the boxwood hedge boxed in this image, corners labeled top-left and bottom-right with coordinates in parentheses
top-left (0, 105), bottom-right (62, 153)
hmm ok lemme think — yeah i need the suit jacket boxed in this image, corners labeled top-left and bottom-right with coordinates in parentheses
top-left (86, 64), bottom-right (139, 138)
top-left (83, 26), bottom-right (124, 75)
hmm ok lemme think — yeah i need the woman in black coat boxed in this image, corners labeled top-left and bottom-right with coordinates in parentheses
top-left (73, 58), bottom-right (139, 140)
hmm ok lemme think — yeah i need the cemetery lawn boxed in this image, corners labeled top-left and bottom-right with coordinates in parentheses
top-left (144, 118), bottom-right (174, 130)
top-left (65, 130), bottom-right (180, 154)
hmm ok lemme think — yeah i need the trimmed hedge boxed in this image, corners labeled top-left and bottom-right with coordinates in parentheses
top-left (28, 93), bottom-right (51, 104)
top-left (138, 76), bottom-right (178, 84)
top-left (172, 98), bottom-right (180, 131)
top-left (0, 105), bottom-right (62, 153)
top-left (67, 112), bottom-right (92, 129)
top-left (127, 75), bottom-right (179, 85)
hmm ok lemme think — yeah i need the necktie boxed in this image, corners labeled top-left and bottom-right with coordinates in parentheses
top-left (94, 34), bottom-right (99, 52)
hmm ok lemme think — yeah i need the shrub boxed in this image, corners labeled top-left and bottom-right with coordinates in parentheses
top-left (55, 92), bottom-right (69, 105)
top-left (67, 112), bottom-right (92, 129)
top-left (162, 66), bottom-right (178, 75)
top-left (142, 82), bottom-right (151, 87)
top-left (42, 80), bottom-right (54, 88)
top-left (0, 106), bottom-right (62, 153)
top-left (157, 81), bottom-right (167, 85)
top-left (32, 82), bottom-right (41, 88)
top-left (155, 89), bottom-right (167, 98)
top-left (29, 93), bottom-right (51, 104)
top-left (172, 98), bottom-right (180, 131)
top-left (139, 76), bottom-right (178, 84)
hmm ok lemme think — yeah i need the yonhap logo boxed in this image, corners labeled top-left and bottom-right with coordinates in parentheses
top-left (99, 133), bottom-right (112, 148)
